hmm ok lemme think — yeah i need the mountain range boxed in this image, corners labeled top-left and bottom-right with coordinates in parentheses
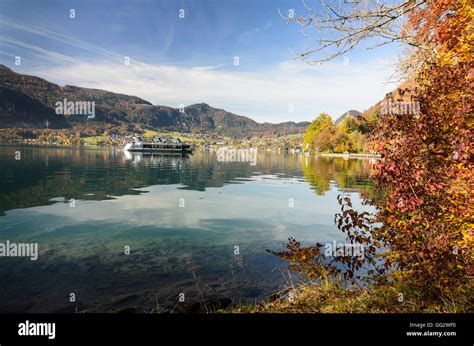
top-left (0, 65), bottom-right (311, 138)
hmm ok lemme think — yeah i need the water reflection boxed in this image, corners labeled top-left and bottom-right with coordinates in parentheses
top-left (0, 146), bottom-right (375, 312)
top-left (301, 155), bottom-right (374, 195)
top-left (0, 147), bottom-right (375, 216)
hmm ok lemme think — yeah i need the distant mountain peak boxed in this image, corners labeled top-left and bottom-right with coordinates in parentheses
top-left (187, 102), bottom-right (212, 110)
top-left (334, 109), bottom-right (362, 125)
top-left (0, 64), bottom-right (13, 72)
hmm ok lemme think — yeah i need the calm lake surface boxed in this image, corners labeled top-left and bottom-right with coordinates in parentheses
top-left (0, 146), bottom-right (375, 312)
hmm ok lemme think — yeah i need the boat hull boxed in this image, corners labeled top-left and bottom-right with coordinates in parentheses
top-left (126, 147), bottom-right (192, 153)
top-left (124, 137), bottom-right (192, 153)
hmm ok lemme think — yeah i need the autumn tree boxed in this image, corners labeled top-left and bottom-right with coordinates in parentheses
top-left (303, 113), bottom-right (333, 151)
top-left (369, 0), bottom-right (473, 295)
top-left (276, 0), bottom-right (473, 304)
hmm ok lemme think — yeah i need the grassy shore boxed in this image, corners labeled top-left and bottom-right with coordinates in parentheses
top-left (231, 277), bottom-right (473, 313)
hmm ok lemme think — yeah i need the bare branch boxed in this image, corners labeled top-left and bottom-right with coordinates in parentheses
top-left (284, 0), bottom-right (428, 64)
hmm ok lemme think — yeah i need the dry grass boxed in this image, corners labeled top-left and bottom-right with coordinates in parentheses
top-left (231, 277), bottom-right (473, 313)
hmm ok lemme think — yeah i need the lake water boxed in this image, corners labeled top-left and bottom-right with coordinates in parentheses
top-left (0, 146), bottom-right (375, 312)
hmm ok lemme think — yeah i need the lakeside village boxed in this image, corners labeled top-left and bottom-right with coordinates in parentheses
top-left (0, 99), bottom-right (412, 157)
top-left (0, 126), bottom-right (382, 158)
top-left (0, 126), bottom-right (309, 154)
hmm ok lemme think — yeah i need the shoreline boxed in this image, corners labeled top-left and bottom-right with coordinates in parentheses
top-left (319, 153), bottom-right (381, 159)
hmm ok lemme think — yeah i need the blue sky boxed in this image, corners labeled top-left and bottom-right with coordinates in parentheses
top-left (0, 0), bottom-right (401, 123)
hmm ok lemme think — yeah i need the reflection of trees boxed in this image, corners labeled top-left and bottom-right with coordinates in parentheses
top-left (301, 156), bottom-right (374, 196)
top-left (0, 148), bottom-right (378, 216)
top-left (0, 148), bottom-right (304, 215)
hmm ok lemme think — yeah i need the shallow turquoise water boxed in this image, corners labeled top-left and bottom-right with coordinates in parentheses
top-left (0, 146), bottom-right (375, 312)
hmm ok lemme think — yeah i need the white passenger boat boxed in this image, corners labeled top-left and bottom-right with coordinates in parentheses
top-left (124, 136), bottom-right (192, 153)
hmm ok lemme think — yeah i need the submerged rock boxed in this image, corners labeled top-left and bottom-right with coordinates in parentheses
top-left (116, 306), bottom-right (141, 314)
top-left (54, 302), bottom-right (86, 313)
top-left (173, 298), bottom-right (232, 313)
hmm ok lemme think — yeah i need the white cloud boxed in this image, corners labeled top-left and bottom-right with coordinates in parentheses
top-left (0, 36), bottom-right (79, 64)
top-left (28, 57), bottom-right (396, 123)
top-left (1, 18), bottom-right (398, 123)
